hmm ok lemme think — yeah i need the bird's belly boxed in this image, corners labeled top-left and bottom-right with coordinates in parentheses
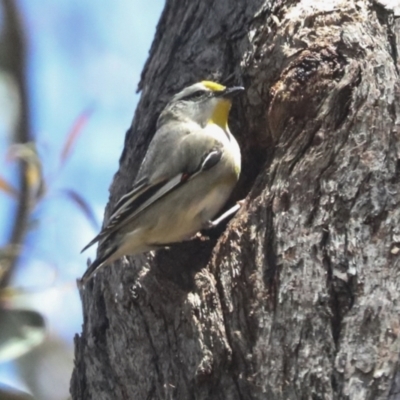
top-left (144, 182), bottom-right (234, 246)
top-left (191, 183), bottom-right (233, 224)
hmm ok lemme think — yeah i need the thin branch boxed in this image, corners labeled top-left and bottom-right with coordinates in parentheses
top-left (0, 0), bottom-right (32, 288)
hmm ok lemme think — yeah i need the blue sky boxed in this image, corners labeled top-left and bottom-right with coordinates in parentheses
top-left (0, 0), bottom-right (164, 395)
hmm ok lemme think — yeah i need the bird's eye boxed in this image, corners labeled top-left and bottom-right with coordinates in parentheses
top-left (184, 90), bottom-right (206, 101)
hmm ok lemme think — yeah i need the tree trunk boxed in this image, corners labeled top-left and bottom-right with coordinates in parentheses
top-left (71, 0), bottom-right (400, 399)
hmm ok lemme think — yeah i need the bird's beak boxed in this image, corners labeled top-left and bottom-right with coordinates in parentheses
top-left (215, 86), bottom-right (245, 98)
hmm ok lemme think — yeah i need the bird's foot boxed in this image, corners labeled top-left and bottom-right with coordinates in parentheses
top-left (204, 200), bottom-right (244, 229)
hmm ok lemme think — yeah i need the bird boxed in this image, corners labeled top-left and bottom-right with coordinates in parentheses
top-left (80, 80), bottom-right (244, 284)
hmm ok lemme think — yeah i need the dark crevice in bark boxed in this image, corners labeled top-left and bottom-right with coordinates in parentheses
top-left (388, 23), bottom-right (399, 74)
top-left (138, 304), bottom-right (162, 395)
top-left (326, 251), bottom-right (342, 347)
top-left (213, 271), bottom-right (247, 400)
top-left (388, 363), bottom-right (400, 399)
top-left (292, 324), bottom-right (304, 399)
top-left (71, 335), bottom-right (88, 399)
top-left (230, 374), bottom-right (245, 400)
top-left (332, 78), bottom-right (357, 130)
top-left (154, 240), bottom-right (214, 290)
top-left (306, 166), bottom-right (327, 227)
top-left (89, 289), bottom-right (110, 345)
top-left (160, 312), bottom-right (172, 352)
top-left (372, 2), bottom-right (399, 75)
top-left (145, 384), bottom-right (157, 400)
top-left (263, 203), bottom-right (278, 302)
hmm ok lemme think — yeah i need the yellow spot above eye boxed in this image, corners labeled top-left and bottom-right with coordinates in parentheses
top-left (201, 81), bottom-right (226, 92)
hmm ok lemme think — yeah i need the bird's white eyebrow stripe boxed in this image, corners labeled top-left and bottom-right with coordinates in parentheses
top-left (200, 149), bottom-right (222, 171)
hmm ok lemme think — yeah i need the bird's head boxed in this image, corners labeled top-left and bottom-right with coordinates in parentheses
top-left (160, 81), bottom-right (244, 129)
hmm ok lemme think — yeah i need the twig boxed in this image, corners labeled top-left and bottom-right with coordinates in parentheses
top-left (0, 0), bottom-right (32, 288)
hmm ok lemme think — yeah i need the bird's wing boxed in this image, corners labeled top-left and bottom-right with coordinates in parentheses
top-left (80, 177), bottom-right (159, 252)
top-left (81, 124), bottom-right (222, 253)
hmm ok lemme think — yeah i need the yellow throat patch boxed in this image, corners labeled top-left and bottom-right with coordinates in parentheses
top-left (208, 99), bottom-right (232, 129)
top-left (201, 81), bottom-right (231, 129)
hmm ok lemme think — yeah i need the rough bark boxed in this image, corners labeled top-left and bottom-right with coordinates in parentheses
top-left (71, 0), bottom-right (400, 399)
